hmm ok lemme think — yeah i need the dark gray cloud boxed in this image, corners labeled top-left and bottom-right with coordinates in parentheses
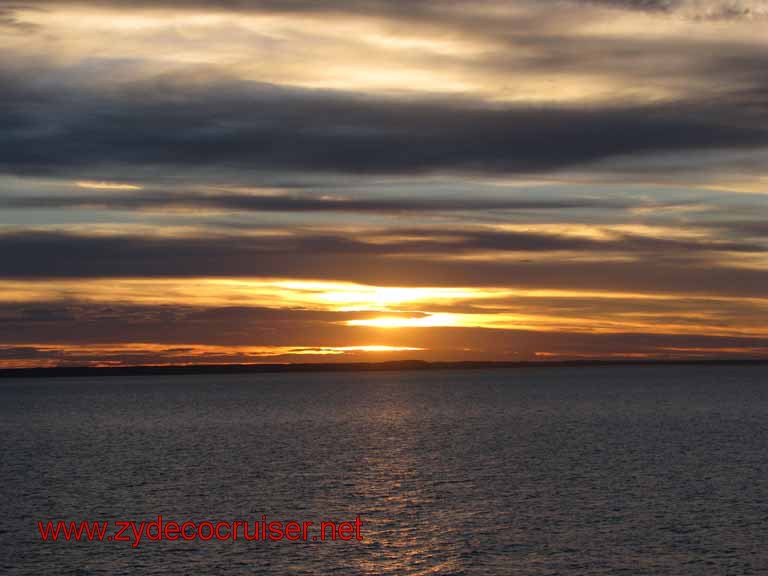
top-left (0, 0), bottom-right (448, 11)
top-left (0, 7), bottom-right (37, 30)
top-left (0, 0), bottom-right (761, 20)
top-left (703, 220), bottom-right (768, 239)
top-left (482, 32), bottom-right (768, 94)
top-left (1, 190), bottom-right (629, 213)
top-left (589, 0), bottom-right (767, 19)
top-left (0, 72), bottom-right (766, 178)
top-left (0, 346), bottom-right (49, 360)
top-left (0, 229), bottom-right (764, 297)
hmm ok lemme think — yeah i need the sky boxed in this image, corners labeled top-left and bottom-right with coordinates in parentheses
top-left (1, 0), bottom-right (767, 367)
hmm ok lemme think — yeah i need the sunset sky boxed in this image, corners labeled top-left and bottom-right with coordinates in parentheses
top-left (1, 0), bottom-right (767, 367)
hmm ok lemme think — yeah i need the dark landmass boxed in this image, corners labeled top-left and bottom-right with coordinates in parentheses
top-left (1, 358), bottom-right (766, 379)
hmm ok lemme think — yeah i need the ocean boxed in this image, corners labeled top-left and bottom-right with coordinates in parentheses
top-left (2, 364), bottom-right (767, 575)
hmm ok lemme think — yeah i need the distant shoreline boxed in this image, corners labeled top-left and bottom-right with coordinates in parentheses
top-left (1, 358), bottom-right (766, 379)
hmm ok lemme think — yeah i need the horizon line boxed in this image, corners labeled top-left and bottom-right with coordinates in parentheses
top-left (2, 358), bottom-right (767, 380)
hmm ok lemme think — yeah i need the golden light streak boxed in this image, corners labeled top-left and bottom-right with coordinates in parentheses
top-left (488, 223), bottom-right (714, 241)
top-left (333, 345), bottom-right (424, 352)
top-left (346, 314), bottom-right (460, 328)
top-left (0, 278), bottom-right (765, 308)
top-left (273, 281), bottom-right (498, 311)
top-left (75, 181), bottom-right (144, 191)
top-left (346, 311), bottom-right (768, 338)
top-left (0, 278), bottom-right (766, 339)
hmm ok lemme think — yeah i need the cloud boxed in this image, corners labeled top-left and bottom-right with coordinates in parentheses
top-left (0, 229), bottom-right (765, 297)
top-left (2, 318), bottom-right (767, 367)
top-left (1, 190), bottom-right (629, 213)
top-left (1, 0), bottom-right (766, 365)
top-left (589, 0), bottom-right (768, 19)
top-left (701, 220), bottom-right (768, 239)
top-left (0, 71), bottom-right (765, 178)
top-left (2, 0), bottom-right (765, 20)
top-left (0, 341), bottom-right (426, 368)
top-left (0, 6), bottom-right (37, 31)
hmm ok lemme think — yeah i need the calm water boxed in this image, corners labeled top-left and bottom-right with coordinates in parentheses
top-left (2, 365), bottom-right (768, 575)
